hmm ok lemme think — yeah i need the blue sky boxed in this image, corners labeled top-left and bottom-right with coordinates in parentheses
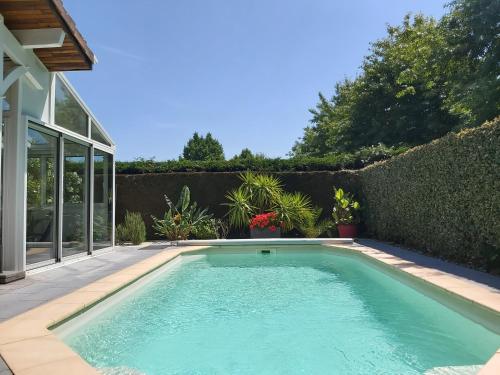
top-left (64, 0), bottom-right (447, 161)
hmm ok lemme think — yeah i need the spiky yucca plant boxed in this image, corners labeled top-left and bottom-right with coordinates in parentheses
top-left (225, 172), bottom-right (314, 232)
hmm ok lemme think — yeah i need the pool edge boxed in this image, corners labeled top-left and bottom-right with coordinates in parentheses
top-left (0, 242), bottom-right (498, 374)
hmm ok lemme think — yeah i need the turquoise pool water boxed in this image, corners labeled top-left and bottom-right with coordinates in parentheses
top-left (61, 249), bottom-right (500, 374)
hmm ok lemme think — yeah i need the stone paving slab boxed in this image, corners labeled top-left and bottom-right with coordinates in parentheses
top-left (0, 245), bottom-right (171, 322)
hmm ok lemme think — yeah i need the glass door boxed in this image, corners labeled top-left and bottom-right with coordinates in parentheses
top-left (62, 138), bottom-right (89, 257)
top-left (26, 127), bottom-right (58, 265)
top-left (93, 149), bottom-right (113, 250)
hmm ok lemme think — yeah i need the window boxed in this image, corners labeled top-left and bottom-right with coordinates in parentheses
top-left (93, 150), bottom-right (113, 250)
top-left (54, 77), bottom-right (88, 136)
top-left (62, 139), bottom-right (89, 257)
top-left (91, 121), bottom-right (111, 146)
top-left (26, 127), bottom-right (58, 265)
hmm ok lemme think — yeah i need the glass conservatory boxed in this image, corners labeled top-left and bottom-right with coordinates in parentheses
top-left (0, 1), bottom-right (115, 282)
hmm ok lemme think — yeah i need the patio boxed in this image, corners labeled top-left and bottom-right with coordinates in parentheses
top-left (0, 243), bottom-right (173, 323)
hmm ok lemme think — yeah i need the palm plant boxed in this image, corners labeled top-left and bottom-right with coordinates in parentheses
top-left (296, 208), bottom-right (333, 238)
top-left (225, 172), bottom-right (314, 232)
top-left (224, 187), bottom-right (254, 229)
top-left (272, 192), bottom-right (312, 231)
top-left (239, 172), bottom-right (283, 211)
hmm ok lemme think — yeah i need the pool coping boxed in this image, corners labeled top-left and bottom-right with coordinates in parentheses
top-left (0, 242), bottom-right (498, 374)
top-left (175, 238), bottom-right (354, 246)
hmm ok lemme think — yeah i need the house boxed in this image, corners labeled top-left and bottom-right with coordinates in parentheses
top-left (0, 0), bottom-right (115, 283)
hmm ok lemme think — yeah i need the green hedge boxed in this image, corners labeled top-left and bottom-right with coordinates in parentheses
top-left (116, 146), bottom-right (407, 174)
top-left (359, 118), bottom-right (500, 272)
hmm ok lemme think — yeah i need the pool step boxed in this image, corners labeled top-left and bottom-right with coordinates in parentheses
top-left (424, 365), bottom-right (483, 375)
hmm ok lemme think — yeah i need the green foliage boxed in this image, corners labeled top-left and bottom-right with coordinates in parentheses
top-left (441, 0), bottom-right (499, 126)
top-left (116, 146), bottom-right (406, 174)
top-left (296, 208), bottom-right (333, 238)
top-left (239, 172), bottom-right (283, 211)
top-left (191, 218), bottom-right (229, 240)
top-left (293, 0), bottom-right (499, 156)
top-left (152, 186), bottom-right (213, 240)
top-left (331, 187), bottom-right (360, 225)
top-left (116, 211), bottom-right (146, 245)
top-left (359, 118), bottom-right (500, 272)
top-left (230, 148), bottom-right (268, 161)
top-left (182, 132), bottom-right (224, 161)
top-left (272, 192), bottom-right (312, 231)
top-left (225, 173), bottom-right (313, 231)
top-left (224, 187), bottom-right (255, 229)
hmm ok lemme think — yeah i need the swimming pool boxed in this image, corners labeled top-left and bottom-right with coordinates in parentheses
top-left (55, 247), bottom-right (500, 374)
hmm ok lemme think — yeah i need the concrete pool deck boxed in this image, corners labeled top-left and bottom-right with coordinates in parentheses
top-left (0, 240), bottom-right (498, 374)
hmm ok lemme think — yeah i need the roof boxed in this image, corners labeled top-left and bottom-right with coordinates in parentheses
top-left (0, 0), bottom-right (95, 71)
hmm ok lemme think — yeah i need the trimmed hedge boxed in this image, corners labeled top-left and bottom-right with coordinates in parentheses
top-left (115, 146), bottom-right (407, 174)
top-left (359, 118), bottom-right (500, 272)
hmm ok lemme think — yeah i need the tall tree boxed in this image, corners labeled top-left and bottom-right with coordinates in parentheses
top-left (182, 132), bottom-right (225, 161)
top-left (292, 0), bottom-right (499, 157)
top-left (441, 0), bottom-right (500, 127)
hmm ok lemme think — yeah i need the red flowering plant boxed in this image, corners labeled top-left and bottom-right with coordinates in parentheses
top-left (249, 212), bottom-right (283, 232)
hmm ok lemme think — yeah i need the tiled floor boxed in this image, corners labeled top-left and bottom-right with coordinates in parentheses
top-left (0, 244), bottom-right (174, 323)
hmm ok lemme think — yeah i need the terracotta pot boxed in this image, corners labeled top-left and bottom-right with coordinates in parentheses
top-left (337, 224), bottom-right (357, 238)
top-left (250, 227), bottom-right (281, 239)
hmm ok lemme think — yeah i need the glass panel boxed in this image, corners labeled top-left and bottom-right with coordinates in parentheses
top-left (63, 139), bottom-right (89, 257)
top-left (26, 128), bottom-right (58, 265)
top-left (93, 150), bottom-right (113, 250)
top-left (54, 77), bottom-right (88, 136)
top-left (91, 121), bottom-right (111, 146)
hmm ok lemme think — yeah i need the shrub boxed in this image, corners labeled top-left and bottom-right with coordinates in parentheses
top-left (359, 117), bottom-right (500, 272)
top-left (191, 218), bottom-right (229, 239)
top-left (152, 186), bottom-right (213, 240)
top-left (115, 146), bottom-right (407, 174)
top-left (296, 208), bottom-right (333, 238)
top-left (116, 211), bottom-right (146, 245)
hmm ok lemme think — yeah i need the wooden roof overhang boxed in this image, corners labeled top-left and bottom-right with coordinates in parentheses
top-left (0, 0), bottom-right (95, 71)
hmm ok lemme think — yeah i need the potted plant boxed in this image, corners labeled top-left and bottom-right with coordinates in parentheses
top-left (332, 187), bottom-right (360, 238)
top-left (249, 212), bottom-right (283, 238)
top-left (225, 172), bottom-right (312, 238)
